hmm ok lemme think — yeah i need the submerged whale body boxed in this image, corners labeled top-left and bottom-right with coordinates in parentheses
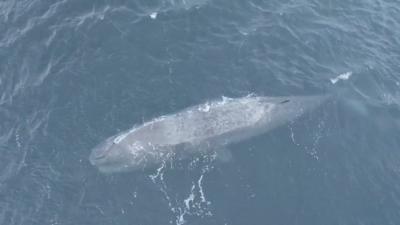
top-left (89, 95), bottom-right (328, 173)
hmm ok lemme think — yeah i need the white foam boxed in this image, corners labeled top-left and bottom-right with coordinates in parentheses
top-left (184, 183), bottom-right (196, 209)
top-left (330, 72), bottom-right (352, 84)
top-left (221, 96), bottom-right (232, 104)
top-left (150, 12), bottom-right (158, 19)
top-left (149, 162), bottom-right (164, 181)
top-left (239, 30), bottom-right (249, 36)
top-left (198, 103), bottom-right (210, 112)
top-left (289, 125), bottom-right (300, 146)
top-left (198, 174), bottom-right (206, 203)
top-left (177, 212), bottom-right (185, 225)
top-left (15, 130), bottom-right (21, 148)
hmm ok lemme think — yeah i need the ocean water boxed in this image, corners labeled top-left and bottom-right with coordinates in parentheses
top-left (1, 0), bottom-right (400, 224)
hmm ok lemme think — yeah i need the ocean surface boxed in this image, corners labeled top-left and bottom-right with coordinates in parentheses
top-left (1, 0), bottom-right (400, 224)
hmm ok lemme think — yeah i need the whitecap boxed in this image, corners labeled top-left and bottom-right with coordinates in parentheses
top-left (330, 72), bottom-right (352, 84)
top-left (149, 12), bottom-right (158, 19)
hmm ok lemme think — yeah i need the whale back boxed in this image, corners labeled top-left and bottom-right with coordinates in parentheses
top-left (118, 97), bottom-right (271, 148)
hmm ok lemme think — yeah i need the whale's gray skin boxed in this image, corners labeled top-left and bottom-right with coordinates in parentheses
top-left (90, 95), bottom-right (328, 173)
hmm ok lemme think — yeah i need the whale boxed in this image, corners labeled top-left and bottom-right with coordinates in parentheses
top-left (89, 95), bottom-right (328, 173)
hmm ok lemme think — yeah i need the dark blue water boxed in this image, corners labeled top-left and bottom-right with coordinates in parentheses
top-left (1, 0), bottom-right (400, 224)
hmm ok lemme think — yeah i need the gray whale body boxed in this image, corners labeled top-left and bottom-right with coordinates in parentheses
top-left (90, 95), bottom-right (327, 173)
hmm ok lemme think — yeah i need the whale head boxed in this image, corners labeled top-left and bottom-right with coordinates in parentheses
top-left (89, 130), bottom-right (170, 173)
top-left (89, 134), bottom-right (148, 173)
